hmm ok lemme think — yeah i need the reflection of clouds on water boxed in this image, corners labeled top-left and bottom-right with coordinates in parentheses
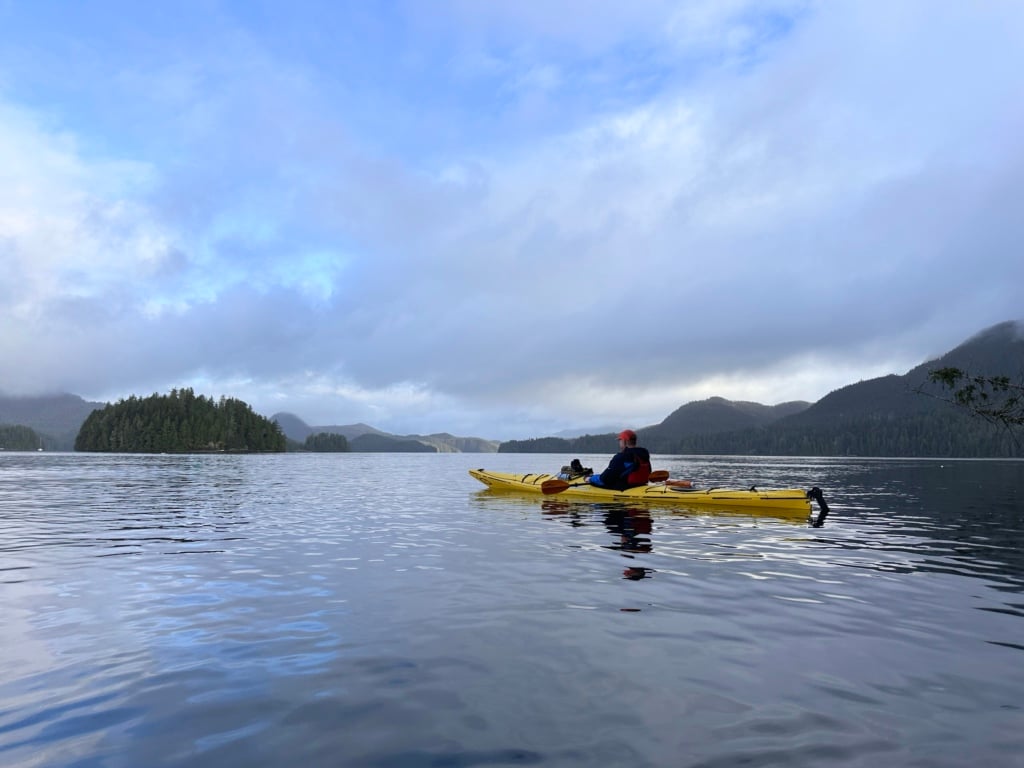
top-left (655, 455), bottom-right (1024, 588)
top-left (2, 453), bottom-right (1023, 766)
top-left (803, 460), bottom-right (1024, 591)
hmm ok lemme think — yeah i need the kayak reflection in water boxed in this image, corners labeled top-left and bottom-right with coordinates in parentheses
top-left (540, 498), bottom-right (586, 527)
top-left (604, 507), bottom-right (652, 553)
top-left (604, 506), bottom-right (655, 579)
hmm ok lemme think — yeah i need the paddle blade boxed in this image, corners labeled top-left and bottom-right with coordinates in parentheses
top-left (648, 470), bottom-right (670, 483)
top-left (540, 479), bottom-right (571, 495)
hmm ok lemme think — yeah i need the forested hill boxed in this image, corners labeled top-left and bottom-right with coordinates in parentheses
top-left (75, 389), bottom-right (286, 453)
top-left (644, 398), bottom-right (810, 442)
top-left (349, 433), bottom-right (436, 452)
top-left (501, 395), bottom-right (1018, 458)
top-left (500, 321), bottom-right (1024, 458)
top-left (0, 424), bottom-right (46, 451)
top-left (0, 393), bottom-right (104, 450)
top-left (499, 398), bottom-right (812, 455)
top-left (781, 322), bottom-right (1024, 430)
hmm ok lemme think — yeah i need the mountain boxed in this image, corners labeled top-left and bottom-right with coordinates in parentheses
top-left (271, 412), bottom-right (499, 453)
top-left (270, 413), bottom-right (390, 442)
top-left (405, 433), bottom-right (501, 453)
top-left (499, 398), bottom-right (811, 454)
top-left (783, 320), bottom-right (1024, 429)
top-left (312, 422), bottom-right (389, 440)
top-left (644, 397), bottom-right (810, 440)
top-left (659, 321), bottom-right (1024, 456)
top-left (269, 412), bottom-right (316, 441)
top-left (907, 320), bottom-right (1024, 384)
top-left (501, 320), bottom-right (1024, 457)
top-left (0, 393), bottom-right (106, 450)
top-left (349, 433), bottom-right (436, 453)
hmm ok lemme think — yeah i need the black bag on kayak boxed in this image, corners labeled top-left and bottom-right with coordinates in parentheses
top-left (558, 458), bottom-right (593, 480)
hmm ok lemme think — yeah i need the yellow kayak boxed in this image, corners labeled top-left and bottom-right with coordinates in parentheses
top-left (469, 469), bottom-right (829, 523)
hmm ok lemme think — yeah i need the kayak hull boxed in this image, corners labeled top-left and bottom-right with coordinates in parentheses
top-left (469, 469), bottom-right (816, 516)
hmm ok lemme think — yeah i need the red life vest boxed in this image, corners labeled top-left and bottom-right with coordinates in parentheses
top-left (624, 447), bottom-right (651, 485)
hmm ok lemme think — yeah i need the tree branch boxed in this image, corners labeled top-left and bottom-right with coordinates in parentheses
top-left (917, 367), bottom-right (1024, 438)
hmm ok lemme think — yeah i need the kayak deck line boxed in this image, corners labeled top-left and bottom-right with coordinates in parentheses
top-left (469, 469), bottom-right (830, 525)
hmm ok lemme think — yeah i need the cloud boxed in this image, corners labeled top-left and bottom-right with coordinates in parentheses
top-left (0, 101), bottom-right (170, 327)
top-left (2, 2), bottom-right (1023, 439)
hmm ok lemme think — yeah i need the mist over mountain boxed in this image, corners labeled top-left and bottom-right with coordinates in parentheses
top-left (0, 393), bottom-right (105, 450)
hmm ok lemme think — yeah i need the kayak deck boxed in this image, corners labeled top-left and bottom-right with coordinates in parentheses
top-left (469, 468), bottom-right (826, 520)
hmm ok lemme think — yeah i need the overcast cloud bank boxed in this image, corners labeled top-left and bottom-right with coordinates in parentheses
top-left (2, 2), bottom-right (1022, 439)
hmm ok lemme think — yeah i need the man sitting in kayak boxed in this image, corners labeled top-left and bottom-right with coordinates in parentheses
top-left (588, 429), bottom-right (652, 491)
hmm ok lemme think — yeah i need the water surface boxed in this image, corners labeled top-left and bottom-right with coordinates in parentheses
top-left (1, 452), bottom-right (1021, 767)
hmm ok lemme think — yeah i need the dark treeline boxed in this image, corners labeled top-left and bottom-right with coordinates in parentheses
top-left (304, 432), bottom-right (349, 452)
top-left (0, 424), bottom-right (44, 451)
top-left (75, 388), bottom-right (286, 453)
top-left (500, 411), bottom-right (1019, 458)
top-left (349, 433), bottom-right (436, 452)
top-left (499, 434), bottom-right (617, 454)
top-left (664, 412), bottom-right (1018, 457)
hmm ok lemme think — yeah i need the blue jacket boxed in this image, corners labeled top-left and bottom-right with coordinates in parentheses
top-left (594, 446), bottom-right (652, 490)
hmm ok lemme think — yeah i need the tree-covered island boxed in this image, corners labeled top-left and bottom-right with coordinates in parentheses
top-left (75, 388), bottom-right (286, 453)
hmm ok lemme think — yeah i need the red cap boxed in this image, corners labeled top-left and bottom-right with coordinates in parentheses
top-left (617, 429), bottom-right (636, 441)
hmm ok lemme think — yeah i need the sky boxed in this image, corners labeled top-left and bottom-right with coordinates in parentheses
top-left (2, 1), bottom-right (1023, 441)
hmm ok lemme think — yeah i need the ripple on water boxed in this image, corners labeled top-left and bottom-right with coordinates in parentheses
top-left (0, 453), bottom-right (1022, 767)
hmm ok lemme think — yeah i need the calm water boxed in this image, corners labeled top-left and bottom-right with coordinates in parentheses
top-left (1, 452), bottom-right (1022, 768)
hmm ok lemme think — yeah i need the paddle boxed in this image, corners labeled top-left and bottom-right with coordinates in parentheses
top-left (541, 470), bottom-right (671, 495)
